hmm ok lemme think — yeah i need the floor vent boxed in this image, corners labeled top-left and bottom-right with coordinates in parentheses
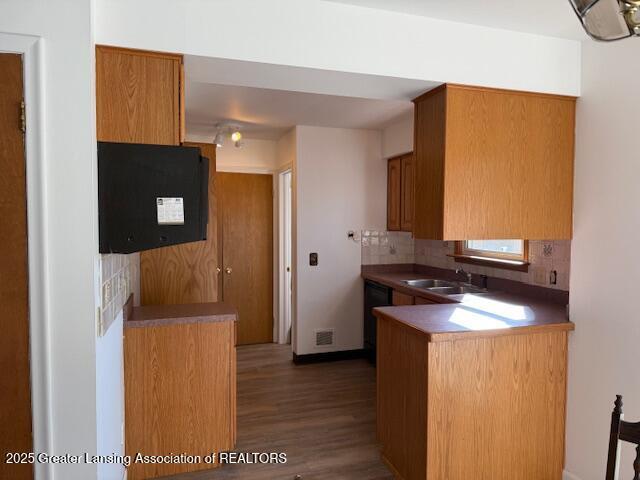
top-left (315, 329), bottom-right (334, 347)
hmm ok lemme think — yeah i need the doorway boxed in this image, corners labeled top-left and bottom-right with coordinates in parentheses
top-left (0, 53), bottom-right (33, 480)
top-left (278, 170), bottom-right (293, 345)
top-left (217, 172), bottom-right (274, 345)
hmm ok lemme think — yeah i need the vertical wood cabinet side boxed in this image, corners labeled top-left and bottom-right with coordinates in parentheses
top-left (377, 317), bottom-right (428, 480)
top-left (413, 88), bottom-right (447, 240)
top-left (400, 153), bottom-right (414, 232)
top-left (387, 157), bottom-right (402, 231)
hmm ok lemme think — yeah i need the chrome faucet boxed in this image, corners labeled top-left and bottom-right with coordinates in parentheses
top-left (455, 267), bottom-right (473, 285)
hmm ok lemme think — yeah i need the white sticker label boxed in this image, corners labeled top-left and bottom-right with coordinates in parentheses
top-left (156, 197), bottom-right (185, 225)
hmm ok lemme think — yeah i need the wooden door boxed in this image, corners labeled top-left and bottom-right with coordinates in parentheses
top-left (0, 53), bottom-right (33, 480)
top-left (400, 153), bottom-right (414, 232)
top-left (139, 143), bottom-right (220, 304)
top-left (218, 173), bottom-right (273, 345)
top-left (387, 157), bottom-right (402, 231)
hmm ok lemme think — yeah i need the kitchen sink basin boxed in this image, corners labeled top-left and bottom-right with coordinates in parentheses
top-left (401, 279), bottom-right (456, 288)
top-left (428, 285), bottom-right (488, 295)
top-left (401, 278), bottom-right (488, 296)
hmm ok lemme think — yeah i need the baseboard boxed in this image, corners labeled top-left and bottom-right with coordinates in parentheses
top-left (563, 470), bottom-right (581, 480)
top-left (292, 349), bottom-right (366, 364)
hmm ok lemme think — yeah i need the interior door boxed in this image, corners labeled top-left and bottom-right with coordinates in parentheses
top-left (283, 171), bottom-right (292, 343)
top-left (218, 173), bottom-right (273, 345)
top-left (0, 53), bottom-right (33, 480)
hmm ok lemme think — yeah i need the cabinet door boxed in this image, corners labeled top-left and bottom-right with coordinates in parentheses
top-left (387, 157), bottom-right (402, 231)
top-left (392, 291), bottom-right (415, 306)
top-left (96, 45), bottom-right (183, 145)
top-left (401, 154), bottom-right (414, 232)
top-left (443, 85), bottom-right (575, 239)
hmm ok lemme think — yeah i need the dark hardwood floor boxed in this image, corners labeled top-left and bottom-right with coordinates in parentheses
top-left (160, 343), bottom-right (392, 480)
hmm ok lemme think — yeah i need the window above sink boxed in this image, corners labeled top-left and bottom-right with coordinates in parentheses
top-left (451, 240), bottom-right (530, 272)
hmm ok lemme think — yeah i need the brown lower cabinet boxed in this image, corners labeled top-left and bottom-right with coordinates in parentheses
top-left (124, 310), bottom-right (236, 480)
top-left (376, 316), bottom-right (569, 480)
top-left (392, 291), bottom-right (415, 306)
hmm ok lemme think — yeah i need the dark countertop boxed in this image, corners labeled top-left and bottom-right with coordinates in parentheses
top-left (364, 270), bottom-right (574, 342)
top-left (123, 296), bottom-right (237, 328)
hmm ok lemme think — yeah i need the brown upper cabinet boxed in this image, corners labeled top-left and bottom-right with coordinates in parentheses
top-left (387, 153), bottom-right (414, 232)
top-left (96, 45), bottom-right (185, 145)
top-left (413, 84), bottom-right (576, 240)
top-left (96, 46), bottom-right (221, 305)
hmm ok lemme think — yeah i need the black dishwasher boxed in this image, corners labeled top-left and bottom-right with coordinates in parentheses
top-left (364, 280), bottom-right (392, 364)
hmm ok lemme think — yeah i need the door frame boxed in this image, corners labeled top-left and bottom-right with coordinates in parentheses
top-left (0, 34), bottom-right (51, 479)
top-left (277, 169), bottom-right (293, 344)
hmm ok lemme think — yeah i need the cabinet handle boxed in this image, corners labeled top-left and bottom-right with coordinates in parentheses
top-left (216, 267), bottom-right (221, 274)
top-left (225, 267), bottom-right (233, 275)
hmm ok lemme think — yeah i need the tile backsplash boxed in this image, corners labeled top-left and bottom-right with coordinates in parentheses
top-left (361, 231), bottom-right (414, 265)
top-left (99, 253), bottom-right (140, 335)
top-left (362, 231), bottom-right (570, 291)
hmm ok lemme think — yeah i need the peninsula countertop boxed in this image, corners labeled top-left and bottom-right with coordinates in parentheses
top-left (365, 269), bottom-right (574, 342)
top-left (123, 297), bottom-right (238, 328)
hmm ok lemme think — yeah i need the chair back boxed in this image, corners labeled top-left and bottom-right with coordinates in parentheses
top-left (606, 395), bottom-right (640, 480)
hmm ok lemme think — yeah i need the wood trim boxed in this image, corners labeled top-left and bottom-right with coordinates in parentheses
top-left (449, 253), bottom-right (530, 272)
top-left (446, 83), bottom-right (578, 102)
top-left (414, 83), bottom-right (578, 104)
top-left (179, 61), bottom-right (185, 144)
top-left (95, 44), bottom-right (183, 62)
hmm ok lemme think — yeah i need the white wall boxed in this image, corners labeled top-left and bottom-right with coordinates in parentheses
top-left (96, 0), bottom-right (581, 96)
top-left (215, 138), bottom-right (277, 172)
top-left (294, 126), bottom-right (385, 355)
top-left (95, 312), bottom-right (125, 480)
top-left (0, 1), bottom-right (100, 479)
top-left (382, 113), bottom-right (414, 159)
top-left (565, 40), bottom-right (640, 480)
top-left (185, 135), bottom-right (279, 173)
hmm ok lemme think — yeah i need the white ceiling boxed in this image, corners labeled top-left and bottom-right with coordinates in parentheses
top-left (185, 55), bottom-right (439, 141)
top-left (324, 0), bottom-right (586, 40)
top-left (186, 82), bottom-right (416, 141)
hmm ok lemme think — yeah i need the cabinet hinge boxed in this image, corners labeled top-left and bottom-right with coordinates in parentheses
top-left (20, 100), bottom-right (26, 134)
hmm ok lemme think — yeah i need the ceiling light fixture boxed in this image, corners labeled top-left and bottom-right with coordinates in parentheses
top-left (213, 132), bottom-right (225, 147)
top-left (212, 124), bottom-right (243, 148)
top-left (569, 0), bottom-right (640, 41)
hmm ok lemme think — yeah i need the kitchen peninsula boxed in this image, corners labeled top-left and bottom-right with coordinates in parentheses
top-left (369, 270), bottom-right (574, 480)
